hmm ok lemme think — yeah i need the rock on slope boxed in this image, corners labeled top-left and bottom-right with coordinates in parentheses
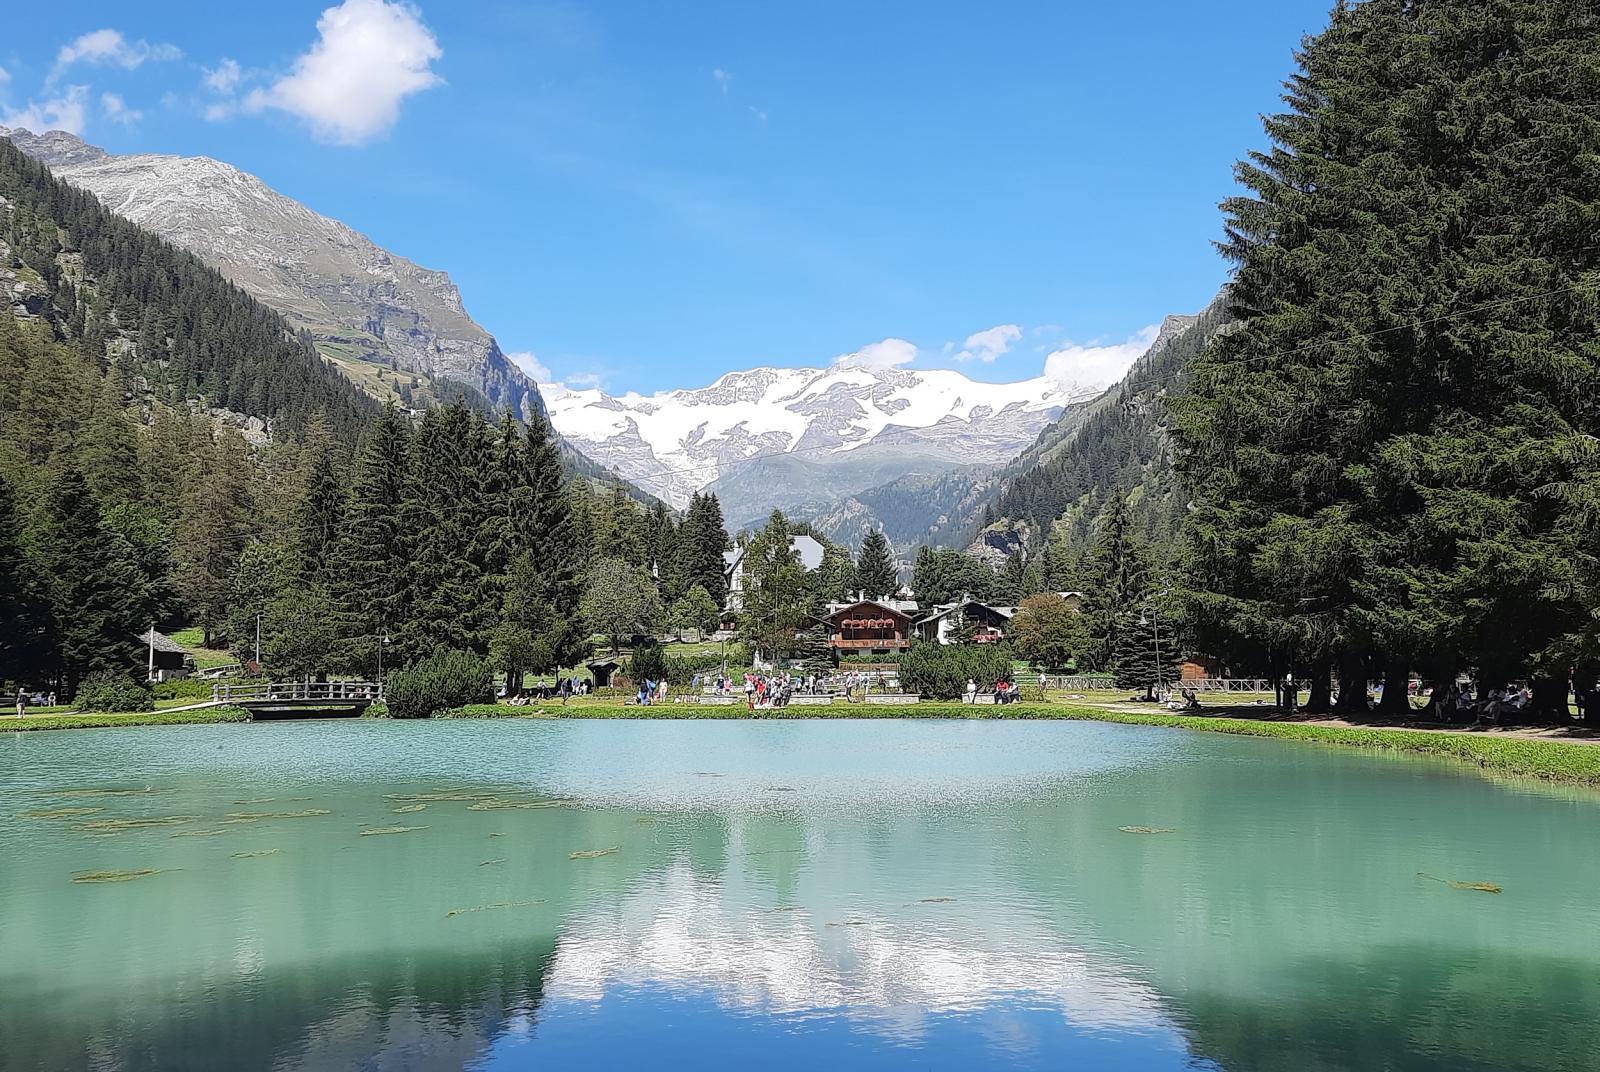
top-left (1, 126), bottom-right (542, 421)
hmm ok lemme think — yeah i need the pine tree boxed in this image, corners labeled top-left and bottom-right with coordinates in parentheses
top-left (292, 413), bottom-right (345, 585)
top-left (1172, 0), bottom-right (1600, 717)
top-left (0, 473), bottom-right (49, 685)
top-left (329, 405), bottom-right (413, 676)
top-left (856, 528), bottom-right (897, 600)
top-left (174, 429), bottom-right (255, 646)
top-left (1078, 492), bottom-right (1155, 672)
top-left (29, 466), bottom-right (148, 693)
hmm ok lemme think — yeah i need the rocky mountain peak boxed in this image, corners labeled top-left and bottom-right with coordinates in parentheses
top-left (1, 126), bottom-right (542, 421)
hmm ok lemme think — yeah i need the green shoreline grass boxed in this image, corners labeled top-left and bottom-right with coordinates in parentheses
top-left (0, 707), bottom-right (250, 732)
top-left (7, 698), bottom-right (1597, 788)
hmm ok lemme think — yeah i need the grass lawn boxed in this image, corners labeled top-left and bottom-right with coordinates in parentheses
top-left (0, 707), bottom-right (250, 732)
top-left (167, 628), bottom-right (238, 670)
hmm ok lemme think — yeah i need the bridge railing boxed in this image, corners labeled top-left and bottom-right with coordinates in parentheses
top-left (213, 681), bottom-right (385, 704)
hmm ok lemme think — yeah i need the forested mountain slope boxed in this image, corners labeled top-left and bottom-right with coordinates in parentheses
top-left (2, 126), bottom-right (543, 423)
top-left (981, 289), bottom-right (1232, 553)
top-left (0, 137), bottom-right (377, 444)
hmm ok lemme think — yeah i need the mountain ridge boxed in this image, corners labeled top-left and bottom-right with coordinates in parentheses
top-left (544, 362), bottom-right (1105, 521)
top-left (0, 124), bottom-right (544, 423)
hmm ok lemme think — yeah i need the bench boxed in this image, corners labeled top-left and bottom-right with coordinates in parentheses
top-left (857, 693), bottom-right (920, 705)
top-left (788, 694), bottom-right (836, 706)
top-left (696, 694), bottom-right (741, 706)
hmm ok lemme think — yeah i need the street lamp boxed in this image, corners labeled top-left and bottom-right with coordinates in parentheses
top-left (378, 632), bottom-right (390, 680)
top-left (1139, 586), bottom-right (1175, 702)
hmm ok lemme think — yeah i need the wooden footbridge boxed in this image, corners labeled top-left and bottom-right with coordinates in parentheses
top-left (211, 681), bottom-right (385, 720)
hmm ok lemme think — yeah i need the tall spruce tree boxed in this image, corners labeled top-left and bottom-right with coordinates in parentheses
top-left (1173, 0), bottom-right (1600, 718)
top-left (1079, 492), bottom-right (1156, 673)
top-left (856, 528), bottom-right (897, 600)
top-left (0, 474), bottom-right (49, 685)
top-left (29, 466), bottom-right (149, 692)
top-left (330, 405), bottom-right (413, 676)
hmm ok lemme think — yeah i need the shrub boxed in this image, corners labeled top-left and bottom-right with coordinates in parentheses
top-left (627, 643), bottom-right (669, 684)
top-left (151, 678), bottom-right (236, 701)
top-left (74, 672), bottom-right (155, 712)
top-left (897, 642), bottom-right (1017, 700)
top-left (385, 649), bottom-right (493, 719)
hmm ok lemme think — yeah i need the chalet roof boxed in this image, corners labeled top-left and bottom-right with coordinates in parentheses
top-left (822, 599), bottom-right (917, 621)
top-left (914, 600), bottom-right (1017, 624)
top-left (139, 628), bottom-right (187, 654)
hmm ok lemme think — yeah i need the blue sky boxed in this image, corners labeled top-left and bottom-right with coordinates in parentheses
top-left (1, 1), bottom-right (1334, 393)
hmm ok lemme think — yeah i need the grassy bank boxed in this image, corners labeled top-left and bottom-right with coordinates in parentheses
top-left (0, 706), bottom-right (250, 733)
top-left (438, 700), bottom-right (1600, 786)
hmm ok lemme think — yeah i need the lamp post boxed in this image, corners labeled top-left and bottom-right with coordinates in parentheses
top-left (378, 631), bottom-right (390, 680)
top-left (1139, 586), bottom-right (1175, 702)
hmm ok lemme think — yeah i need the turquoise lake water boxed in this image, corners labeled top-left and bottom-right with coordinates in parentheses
top-left (2, 718), bottom-right (1598, 1071)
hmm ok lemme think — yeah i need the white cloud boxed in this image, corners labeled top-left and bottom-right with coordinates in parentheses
top-left (0, 66), bottom-right (11, 85)
top-left (53, 29), bottom-right (181, 80)
top-left (202, 101), bottom-right (237, 122)
top-left (712, 68), bottom-right (730, 94)
top-left (834, 338), bottom-right (918, 370)
top-left (1, 85), bottom-right (90, 134)
top-left (100, 91), bottom-right (142, 126)
top-left (203, 58), bottom-right (242, 94)
top-left (954, 323), bottom-right (1021, 363)
top-left (565, 371), bottom-right (604, 388)
top-left (747, 105), bottom-right (767, 122)
top-left (507, 350), bottom-right (552, 383)
top-left (1042, 325), bottom-right (1160, 391)
top-left (246, 0), bottom-right (443, 145)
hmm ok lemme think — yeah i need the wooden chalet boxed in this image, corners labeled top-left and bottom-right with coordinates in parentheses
top-left (819, 599), bottom-right (917, 655)
top-left (912, 600), bottom-right (1016, 645)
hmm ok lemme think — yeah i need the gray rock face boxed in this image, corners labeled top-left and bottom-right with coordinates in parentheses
top-left (1, 125), bottom-right (542, 420)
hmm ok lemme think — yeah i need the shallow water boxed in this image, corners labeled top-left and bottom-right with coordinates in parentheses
top-left (2, 718), bottom-right (1597, 1071)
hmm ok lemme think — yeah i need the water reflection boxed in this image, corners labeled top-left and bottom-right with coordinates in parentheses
top-left (2, 720), bottom-right (1598, 1071)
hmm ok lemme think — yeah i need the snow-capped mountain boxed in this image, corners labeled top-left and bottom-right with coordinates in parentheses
top-left (543, 365), bottom-right (1103, 522)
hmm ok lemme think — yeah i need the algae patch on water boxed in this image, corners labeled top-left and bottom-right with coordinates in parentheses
top-left (1119, 826), bottom-right (1178, 835)
top-left (468, 798), bottom-right (567, 811)
top-left (76, 815), bottom-right (199, 833)
top-left (42, 787), bottom-right (174, 799)
top-left (360, 825), bottom-right (428, 836)
top-left (570, 847), bottom-right (619, 859)
top-left (232, 848), bottom-right (281, 859)
top-left (71, 868), bottom-right (179, 884)
top-left (223, 809), bottom-right (331, 824)
top-left (170, 829), bottom-right (228, 838)
top-left (446, 898), bottom-right (545, 918)
top-left (393, 804), bottom-right (427, 813)
top-left (1419, 872), bottom-right (1504, 894)
top-left (20, 806), bottom-right (102, 819)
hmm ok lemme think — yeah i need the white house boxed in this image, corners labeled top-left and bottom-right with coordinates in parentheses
top-left (723, 534), bottom-right (826, 612)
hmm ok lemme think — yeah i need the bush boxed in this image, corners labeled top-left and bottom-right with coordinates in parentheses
top-left (627, 642), bottom-right (669, 684)
top-left (151, 678), bottom-right (238, 701)
top-left (74, 672), bottom-right (155, 712)
top-left (897, 642), bottom-right (1017, 700)
top-left (385, 649), bottom-right (493, 719)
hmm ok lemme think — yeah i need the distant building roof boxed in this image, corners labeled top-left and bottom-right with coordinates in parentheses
top-left (139, 628), bottom-right (187, 654)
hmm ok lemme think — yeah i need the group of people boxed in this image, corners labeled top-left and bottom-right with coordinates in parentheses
top-left (635, 677), bottom-right (671, 706)
top-left (742, 672), bottom-right (800, 709)
top-left (961, 678), bottom-right (1023, 704)
top-left (504, 676), bottom-right (591, 705)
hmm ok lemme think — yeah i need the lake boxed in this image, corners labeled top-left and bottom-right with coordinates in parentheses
top-left (2, 718), bottom-right (1597, 1071)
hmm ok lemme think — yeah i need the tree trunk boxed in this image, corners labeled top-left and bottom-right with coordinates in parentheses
top-left (1304, 658), bottom-right (1332, 714)
top-left (1376, 658), bottom-right (1411, 718)
top-left (1332, 651), bottom-right (1369, 715)
top-left (1529, 674), bottom-right (1570, 725)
